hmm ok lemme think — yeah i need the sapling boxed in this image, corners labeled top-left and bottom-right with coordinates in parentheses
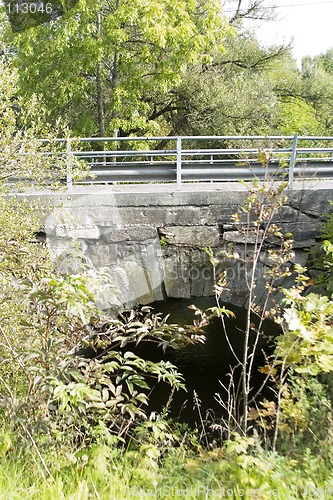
top-left (208, 153), bottom-right (294, 435)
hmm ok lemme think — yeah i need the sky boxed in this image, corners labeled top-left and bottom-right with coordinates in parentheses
top-left (251, 0), bottom-right (333, 63)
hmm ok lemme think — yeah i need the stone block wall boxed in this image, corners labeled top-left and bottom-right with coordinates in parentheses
top-left (29, 185), bottom-right (333, 310)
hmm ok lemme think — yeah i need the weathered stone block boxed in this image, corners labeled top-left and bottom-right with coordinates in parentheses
top-left (223, 230), bottom-right (264, 244)
top-left (189, 251), bottom-right (214, 297)
top-left (275, 206), bottom-right (314, 223)
top-left (162, 226), bottom-right (220, 246)
top-left (116, 243), bottom-right (144, 261)
top-left (288, 249), bottom-right (308, 267)
top-left (124, 261), bottom-right (155, 304)
top-left (292, 239), bottom-right (316, 249)
top-left (288, 190), bottom-right (333, 218)
top-left (87, 243), bottom-right (118, 267)
top-left (102, 225), bottom-right (158, 243)
top-left (56, 224), bottom-right (100, 240)
top-left (106, 266), bottom-right (133, 305)
top-left (110, 206), bottom-right (214, 226)
top-left (280, 221), bottom-right (322, 241)
top-left (163, 253), bottom-right (181, 298)
top-left (178, 251), bottom-right (192, 298)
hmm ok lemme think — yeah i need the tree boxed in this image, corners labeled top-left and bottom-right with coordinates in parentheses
top-left (300, 53), bottom-right (333, 134)
top-left (161, 35), bottom-right (282, 137)
top-left (318, 47), bottom-right (333, 75)
top-left (268, 51), bottom-right (333, 135)
top-left (223, 0), bottom-right (276, 26)
top-left (4, 0), bottom-right (230, 136)
top-left (0, 46), bottom-right (89, 187)
top-left (149, 30), bottom-right (294, 140)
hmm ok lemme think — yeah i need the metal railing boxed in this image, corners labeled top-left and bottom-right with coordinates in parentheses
top-left (53, 135), bottom-right (333, 189)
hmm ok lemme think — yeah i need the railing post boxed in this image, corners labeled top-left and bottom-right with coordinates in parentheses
top-left (288, 134), bottom-right (298, 189)
top-left (176, 136), bottom-right (182, 189)
top-left (66, 138), bottom-right (73, 190)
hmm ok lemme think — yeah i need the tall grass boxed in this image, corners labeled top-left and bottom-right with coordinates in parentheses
top-left (1, 434), bottom-right (333, 499)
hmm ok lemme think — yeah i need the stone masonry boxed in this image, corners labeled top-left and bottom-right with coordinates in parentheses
top-left (21, 183), bottom-right (333, 310)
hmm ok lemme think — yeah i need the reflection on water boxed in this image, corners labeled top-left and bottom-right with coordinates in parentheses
top-left (147, 297), bottom-right (280, 424)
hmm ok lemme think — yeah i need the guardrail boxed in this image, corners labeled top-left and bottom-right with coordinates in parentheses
top-left (51, 135), bottom-right (333, 189)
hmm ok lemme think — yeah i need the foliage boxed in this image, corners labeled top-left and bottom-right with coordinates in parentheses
top-left (0, 54), bottom-right (87, 188)
top-left (4, 0), bottom-right (230, 136)
top-left (180, 45), bottom-right (333, 138)
top-left (245, 248), bottom-right (333, 452)
top-left (0, 153), bottom-right (202, 454)
top-left (204, 156), bottom-right (294, 436)
top-left (0, 254), bottom-right (205, 450)
top-left (310, 204), bottom-right (333, 293)
top-left (199, 155), bottom-right (333, 461)
top-left (3, 0), bottom-right (333, 140)
top-left (155, 33), bottom-right (288, 137)
top-left (0, 47), bottom-right (204, 457)
top-left (1, 428), bottom-right (333, 498)
top-left (280, 287), bottom-right (333, 376)
top-left (273, 97), bottom-right (321, 135)
top-left (1, 3), bottom-right (333, 495)
top-left (277, 374), bottom-right (333, 457)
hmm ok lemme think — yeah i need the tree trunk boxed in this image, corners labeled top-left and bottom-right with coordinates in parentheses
top-left (111, 51), bottom-right (119, 138)
top-left (97, 12), bottom-right (105, 137)
top-left (97, 62), bottom-right (105, 137)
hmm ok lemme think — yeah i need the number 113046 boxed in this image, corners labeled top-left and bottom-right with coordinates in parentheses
top-left (7, 2), bottom-right (53, 14)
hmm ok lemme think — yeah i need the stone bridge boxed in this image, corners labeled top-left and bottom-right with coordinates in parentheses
top-left (24, 181), bottom-right (333, 310)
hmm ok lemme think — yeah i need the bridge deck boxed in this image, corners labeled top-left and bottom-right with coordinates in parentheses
top-left (20, 178), bottom-right (333, 197)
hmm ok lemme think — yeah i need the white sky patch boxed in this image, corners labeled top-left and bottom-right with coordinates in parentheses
top-left (251, 0), bottom-right (333, 63)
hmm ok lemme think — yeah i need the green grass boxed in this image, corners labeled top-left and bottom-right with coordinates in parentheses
top-left (1, 436), bottom-right (333, 499)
